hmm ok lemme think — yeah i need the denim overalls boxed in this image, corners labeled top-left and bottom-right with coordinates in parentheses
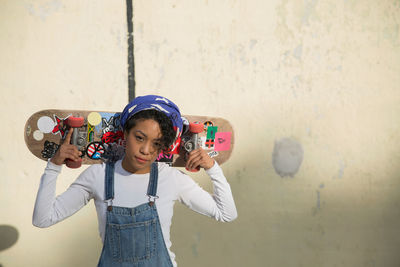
top-left (97, 161), bottom-right (174, 267)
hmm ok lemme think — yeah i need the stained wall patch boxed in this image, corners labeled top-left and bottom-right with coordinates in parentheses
top-left (272, 137), bottom-right (304, 178)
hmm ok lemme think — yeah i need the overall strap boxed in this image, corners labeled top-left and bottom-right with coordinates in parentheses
top-left (105, 161), bottom-right (115, 210)
top-left (147, 162), bottom-right (159, 206)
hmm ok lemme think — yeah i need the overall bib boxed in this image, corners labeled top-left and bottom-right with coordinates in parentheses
top-left (97, 162), bottom-right (174, 267)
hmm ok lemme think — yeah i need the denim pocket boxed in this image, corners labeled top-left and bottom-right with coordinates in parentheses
top-left (107, 218), bottom-right (157, 262)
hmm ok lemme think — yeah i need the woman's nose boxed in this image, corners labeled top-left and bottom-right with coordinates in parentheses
top-left (140, 141), bottom-right (151, 154)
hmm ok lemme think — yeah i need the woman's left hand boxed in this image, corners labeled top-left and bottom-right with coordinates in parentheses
top-left (186, 148), bottom-right (215, 171)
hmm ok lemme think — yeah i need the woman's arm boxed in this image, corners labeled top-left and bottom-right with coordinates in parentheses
top-left (32, 161), bottom-right (94, 228)
top-left (176, 150), bottom-right (238, 222)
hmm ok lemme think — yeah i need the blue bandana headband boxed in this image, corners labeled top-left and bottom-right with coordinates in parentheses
top-left (120, 95), bottom-right (183, 146)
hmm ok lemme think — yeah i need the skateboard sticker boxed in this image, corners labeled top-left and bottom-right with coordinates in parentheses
top-left (208, 151), bottom-right (219, 158)
top-left (214, 132), bottom-right (231, 151)
top-left (41, 141), bottom-right (60, 159)
top-left (52, 115), bottom-right (70, 137)
top-left (200, 137), bottom-right (213, 150)
top-left (100, 113), bottom-right (124, 145)
top-left (37, 116), bottom-right (56, 133)
top-left (156, 151), bottom-right (173, 165)
top-left (86, 142), bottom-right (105, 159)
top-left (26, 125), bottom-right (32, 137)
top-left (102, 143), bottom-right (125, 161)
top-left (205, 139), bottom-right (215, 149)
top-left (102, 131), bottom-right (124, 145)
top-left (99, 113), bottom-right (122, 133)
top-left (87, 123), bottom-right (95, 143)
top-left (203, 121), bottom-right (213, 130)
top-left (206, 126), bottom-right (218, 139)
top-left (101, 116), bottom-right (121, 134)
top-left (33, 130), bottom-right (44, 141)
top-left (87, 112), bottom-right (102, 126)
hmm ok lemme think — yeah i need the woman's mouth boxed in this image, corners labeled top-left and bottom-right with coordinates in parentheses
top-left (135, 156), bottom-right (148, 163)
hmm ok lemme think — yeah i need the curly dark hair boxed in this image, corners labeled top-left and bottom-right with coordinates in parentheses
top-left (123, 109), bottom-right (176, 152)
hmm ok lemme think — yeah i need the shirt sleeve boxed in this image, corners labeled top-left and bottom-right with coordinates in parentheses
top-left (32, 161), bottom-right (96, 228)
top-left (175, 162), bottom-right (238, 222)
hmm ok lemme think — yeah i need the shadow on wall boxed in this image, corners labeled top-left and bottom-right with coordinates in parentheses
top-left (0, 224), bottom-right (19, 267)
top-left (0, 225), bottom-right (19, 251)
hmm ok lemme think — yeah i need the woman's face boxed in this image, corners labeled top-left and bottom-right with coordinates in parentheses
top-left (122, 119), bottom-right (162, 174)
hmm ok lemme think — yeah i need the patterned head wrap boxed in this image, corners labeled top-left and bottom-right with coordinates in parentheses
top-left (120, 95), bottom-right (183, 152)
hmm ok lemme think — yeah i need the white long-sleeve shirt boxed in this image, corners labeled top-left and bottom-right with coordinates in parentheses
top-left (33, 159), bottom-right (237, 266)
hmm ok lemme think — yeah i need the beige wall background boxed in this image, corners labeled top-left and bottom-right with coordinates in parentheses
top-left (1, 0), bottom-right (400, 266)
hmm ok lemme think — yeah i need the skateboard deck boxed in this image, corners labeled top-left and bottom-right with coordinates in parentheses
top-left (24, 109), bottom-right (234, 168)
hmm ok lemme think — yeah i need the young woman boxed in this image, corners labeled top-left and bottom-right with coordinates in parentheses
top-left (33, 95), bottom-right (237, 267)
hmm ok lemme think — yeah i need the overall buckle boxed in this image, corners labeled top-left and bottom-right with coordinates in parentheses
top-left (147, 195), bottom-right (159, 206)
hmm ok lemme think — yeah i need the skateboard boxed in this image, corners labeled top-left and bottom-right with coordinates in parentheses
top-left (24, 109), bottom-right (234, 168)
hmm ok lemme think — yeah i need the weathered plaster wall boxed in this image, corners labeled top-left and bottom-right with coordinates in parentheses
top-left (0, 1), bottom-right (127, 266)
top-left (1, 0), bottom-right (400, 266)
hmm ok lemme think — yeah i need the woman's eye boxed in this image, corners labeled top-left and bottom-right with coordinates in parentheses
top-left (154, 142), bottom-right (162, 149)
top-left (135, 136), bottom-right (143, 141)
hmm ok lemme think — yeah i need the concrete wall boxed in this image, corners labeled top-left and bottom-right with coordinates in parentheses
top-left (1, 0), bottom-right (400, 266)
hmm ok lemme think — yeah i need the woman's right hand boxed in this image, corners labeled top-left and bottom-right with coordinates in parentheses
top-left (50, 128), bottom-right (82, 166)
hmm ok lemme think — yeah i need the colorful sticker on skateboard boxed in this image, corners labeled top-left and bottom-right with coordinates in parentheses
top-left (203, 121), bottom-right (213, 130)
top-left (86, 142), bottom-right (105, 159)
top-left (101, 113), bottom-right (122, 133)
top-left (52, 115), bottom-right (70, 137)
top-left (207, 126), bottom-right (218, 139)
top-left (87, 112), bottom-right (102, 126)
top-left (41, 141), bottom-right (60, 159)
top-left (102, 131), bottom-right (124, 145)
top-left (156, 151), bottom-right (173, 165)
top-left (214, 132), bottom-right (231, 151)
top-left (87, 123), bottom-right (95, 143)
top-left (100, 113), bottom-right (124, 145)
top-left (205, 139), bottom-right (215, 149)
top-left (87, 113), bottom-right (101, 143)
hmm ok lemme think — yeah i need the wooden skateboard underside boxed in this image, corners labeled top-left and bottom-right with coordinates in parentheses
top-left (24, 109), bottom-right (234, 167)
